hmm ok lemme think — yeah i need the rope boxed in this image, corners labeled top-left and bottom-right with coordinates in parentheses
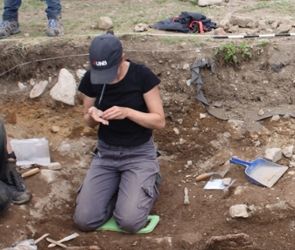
top-left (1, 31), bottom-right (295, 77)
top-left (0, 54), bottom-right (88, 77)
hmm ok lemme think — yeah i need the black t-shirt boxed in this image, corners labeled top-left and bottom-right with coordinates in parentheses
top-left (78, 60), bottom-right (161, 146)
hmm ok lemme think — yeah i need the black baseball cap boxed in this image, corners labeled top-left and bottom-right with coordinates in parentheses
top-left (89, 34), bottom-right (123, 84)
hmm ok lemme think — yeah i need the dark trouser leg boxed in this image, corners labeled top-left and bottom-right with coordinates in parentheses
top-left (2, 0), bottom-right (21, 21)
top-left (0, 180), bottom-right (11, 214)
top-left (0, 119), bottom-right (7, 181)
top-left (45, 0), bottom-right (62, 19)
top-left (0, 120), bottom-right (10, 214)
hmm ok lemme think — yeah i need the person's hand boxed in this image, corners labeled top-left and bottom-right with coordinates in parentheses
top-left (6, 161), bottom-right (26, 192)
top-left (101, 106), bottom-right (128, 121)
top-left (88, 107), bottom-right (109, 125)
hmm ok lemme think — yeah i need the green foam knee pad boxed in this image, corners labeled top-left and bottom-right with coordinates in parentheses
top-left (96, 215), bottom-right (160, 234)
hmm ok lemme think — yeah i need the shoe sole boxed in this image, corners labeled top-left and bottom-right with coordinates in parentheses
top-left (0, 28), bottom-right (21, 39)
top-left (12, 193), bottom-right (32, 205)
top-left (46, 31), bottom-right (64, 37)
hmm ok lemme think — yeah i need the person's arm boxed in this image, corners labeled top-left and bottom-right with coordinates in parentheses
top-left (83, 95), bottom-right (109, 127)
top-left (100, 85), bottom-right (165, 130)
top-left (5, 136), bottom-right (26, 191)
top-left (6, 135), bottom-right (15, 162)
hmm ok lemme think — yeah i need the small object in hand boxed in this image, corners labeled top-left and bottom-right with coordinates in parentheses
top-left (184, 187), bottom-right (190, 205)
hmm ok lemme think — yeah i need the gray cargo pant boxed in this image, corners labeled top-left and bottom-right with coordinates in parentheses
top-left (74, 137), bottom-right (160, 233)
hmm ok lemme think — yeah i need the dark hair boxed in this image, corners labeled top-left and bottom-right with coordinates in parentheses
top-left (106, 29), bottom-right (114, 35)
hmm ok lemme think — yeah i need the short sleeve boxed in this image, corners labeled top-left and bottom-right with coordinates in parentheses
top-left (78, 70), bottom-right (96, 98)
top-left (140, 65), bottom-right (161, 93)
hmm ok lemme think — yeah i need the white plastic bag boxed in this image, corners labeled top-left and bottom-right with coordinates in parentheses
top-left (10, 138), bottom-right (51, 166)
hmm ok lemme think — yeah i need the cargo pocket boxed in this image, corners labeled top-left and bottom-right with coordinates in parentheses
top-left (137, 184), bottom-right (159, 210)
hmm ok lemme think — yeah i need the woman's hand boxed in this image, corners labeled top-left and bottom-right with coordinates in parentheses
top-left (100, 106), bottom-right (128, 121)
top-left (88, 107), bottom-right (109, 125)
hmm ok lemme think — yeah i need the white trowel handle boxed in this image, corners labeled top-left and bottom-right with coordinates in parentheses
top-left (195, 172), bottom-right (214, 181)
top-left (22, 168), bottom-right (40, 178)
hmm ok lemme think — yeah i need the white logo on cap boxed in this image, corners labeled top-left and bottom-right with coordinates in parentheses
top-left (92, 60), bottom-right (108, 67)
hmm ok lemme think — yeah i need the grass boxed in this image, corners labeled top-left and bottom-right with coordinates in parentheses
top-left (244, 0), bottom-right (295, 13)
top-left (214, 41), bottom-right (252, 64)
top-left (256, 40), bottom-right (269, 47)
top-left (20, 0), bottom-right (44, 11)
top-left (157, 37), bottom-right (187, 45)
top-left (2, 0), bottom-right (218, 39)
top-left (3, 0), bottom-right (293, 40)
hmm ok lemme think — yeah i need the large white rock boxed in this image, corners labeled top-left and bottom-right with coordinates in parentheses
top-left (50, 68), bottom-right (76, 105)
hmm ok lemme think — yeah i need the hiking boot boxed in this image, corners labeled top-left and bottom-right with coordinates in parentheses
top-left (46, 18), bottom-right (64, 37)
top-left (0, 20), bottom-right (20, 39)
top-left (7, 185), bottom-right (32, 205)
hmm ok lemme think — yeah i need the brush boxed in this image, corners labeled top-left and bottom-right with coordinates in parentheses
top-left (184, 187), bottom-right (190, 205)
top-left (48, 232), bottom-right (79, 248)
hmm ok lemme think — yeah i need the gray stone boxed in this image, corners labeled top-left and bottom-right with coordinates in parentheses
top-left (30, 80), bottom-right (48, 98)
top-left (218, 12), bottom-right (232, 30)
top-left (207, 233), bottom-right (253, 249)
top-left (282, 145), bottom-right (294, 158)
top-left (18, 82), bottom-right (28, 91)
top-left (264, 147), bottom-right (282, 162)
top-left (230, 15), bottom-right (252, 28)
top-left (198, 0), bottom-right (223, 6)
top-left (276, 23), bottom-right (292, 34)
top-left (97, 16), bottom-right (113, 30)
top-left (134, 23), bottom-right (149, 32)
top-left (48, 162), bottom-right (62, 170)
top-left (228, 25), bottom-right (239, 33)
top-left (40, 169), bottom-right (56, 184)
top-left (229, 204), bottom-right (249, 218)
top-left (76, 69), bottom-right (86, 80)
top-left (257, 20), bottom-right (268, 30)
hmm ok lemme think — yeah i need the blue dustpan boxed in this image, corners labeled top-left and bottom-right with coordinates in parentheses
top-left (229, 157), bottom-right (288, 188)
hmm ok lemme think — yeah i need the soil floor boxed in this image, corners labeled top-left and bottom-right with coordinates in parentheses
top-left (1, 1), bottom-right (295, 249)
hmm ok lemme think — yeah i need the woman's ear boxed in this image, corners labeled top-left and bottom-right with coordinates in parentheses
top-left (121, 53), bottom-right (125, 62)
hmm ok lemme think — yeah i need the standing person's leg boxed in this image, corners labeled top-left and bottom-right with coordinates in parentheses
top-left (45, 0), bottom-right (61, 19)
top-left (45, 0), bottom-right (63, 37)
top-left (74, 142), bottom-right (121, 232)
top-left (114, 138), bottom-right (160, 233)
top-left (0, 0), bottom-right (21, 39)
